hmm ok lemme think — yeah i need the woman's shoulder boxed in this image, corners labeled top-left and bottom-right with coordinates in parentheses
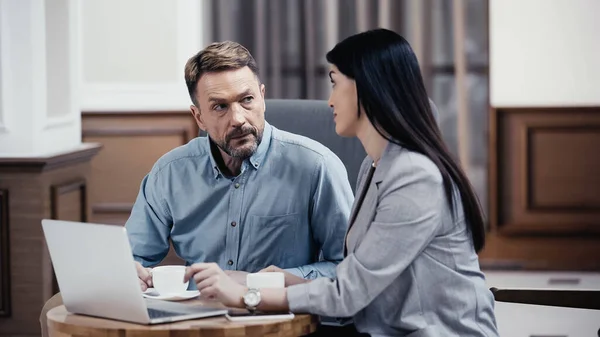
top-left (381, 143), bottom-right (443, 187)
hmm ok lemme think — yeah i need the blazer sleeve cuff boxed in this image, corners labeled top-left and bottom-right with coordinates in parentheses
top-left (286, 283), bottom-right (311, 313)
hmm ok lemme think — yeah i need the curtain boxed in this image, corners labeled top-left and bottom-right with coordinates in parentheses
top-left (204, 0), bottom-right (490, 215)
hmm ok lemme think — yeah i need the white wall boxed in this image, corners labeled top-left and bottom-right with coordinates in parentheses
top-left (0, 0), bottom-right (81, 156)
top-left (80, 0), bottom-right (205, 111)
top-left (490, 0), bottom-right (600, 107)
top-left (0, 12), bottom-right (4, 135)
top-left (0, 0), bottom-right (206, 156)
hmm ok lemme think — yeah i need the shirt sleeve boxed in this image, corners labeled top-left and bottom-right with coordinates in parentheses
top-left (285, 152), bottom-right (354, 280)
top-left (125, 170), bottom-right (173, 267)
top-left (287, 160), bottom-right (444, 316)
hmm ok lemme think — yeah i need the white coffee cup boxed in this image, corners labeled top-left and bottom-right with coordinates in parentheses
top-left (246, 272), bottom-right (285, 289)
top-left (151, 265), bottom-right (188, 295)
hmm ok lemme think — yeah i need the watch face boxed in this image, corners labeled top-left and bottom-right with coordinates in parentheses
top-left (244, 291), bottom-right (260, 306)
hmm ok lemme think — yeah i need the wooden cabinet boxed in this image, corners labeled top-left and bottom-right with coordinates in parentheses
top-left (0, 144), bottom-right (101, 336)
top-left (481, 107), bottom-right (600, 271)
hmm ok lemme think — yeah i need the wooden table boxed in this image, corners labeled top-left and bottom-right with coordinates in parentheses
top-left (46, 300), bottom-right (318, 337)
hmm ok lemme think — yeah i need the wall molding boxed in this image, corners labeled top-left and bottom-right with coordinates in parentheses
top-left (82, 127), bottom-right (193, 144)
top-left (92, 203), bottom-right (134, 215)
top-left (0, 143), bottom-right (102, 173)
top-left (0, 189), bottom-right (11, 317)
top-left (82, 126), bottom-right (190, 144)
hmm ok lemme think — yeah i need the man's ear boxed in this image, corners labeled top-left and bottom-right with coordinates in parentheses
top-left (260, 83), bottom-right (266, 111)
top-left (190, 105), bottom-right (206, 131)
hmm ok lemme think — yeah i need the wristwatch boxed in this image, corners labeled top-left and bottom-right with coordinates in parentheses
top-left (243, 288), bottom-right (261, 312)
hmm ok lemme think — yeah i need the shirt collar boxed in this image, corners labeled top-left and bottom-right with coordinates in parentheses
top-left (207, 122), bottom-right (273, 179)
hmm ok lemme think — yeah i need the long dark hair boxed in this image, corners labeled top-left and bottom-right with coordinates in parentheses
top-left (327, 28), bottom-right (486, 252)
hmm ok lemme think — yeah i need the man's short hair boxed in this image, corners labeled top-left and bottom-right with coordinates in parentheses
top-left (184, 41), bottom-right (260, 106)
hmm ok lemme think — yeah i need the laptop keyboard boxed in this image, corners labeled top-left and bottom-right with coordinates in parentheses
top-left (147, 308), bottom-right (183, 319)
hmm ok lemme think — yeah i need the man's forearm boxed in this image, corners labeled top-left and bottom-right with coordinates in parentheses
top-left (284, 260), bottom-right (338, 281)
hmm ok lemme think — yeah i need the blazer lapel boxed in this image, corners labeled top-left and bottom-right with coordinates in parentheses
top-left (345, 184), bottom-right (378, 254)
top-left (348, 166), bottom-right (371, 226)
top-left (344, 164), bottom-right (375, 256)
top-left (344, 142), bottom-right (399, 256)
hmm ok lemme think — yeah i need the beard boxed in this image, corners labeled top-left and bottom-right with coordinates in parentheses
top-left (214, 125), bottom-right (263, 159)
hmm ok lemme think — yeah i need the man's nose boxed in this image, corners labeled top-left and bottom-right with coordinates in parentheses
top-left (230, 104), bottom-right (246, 126)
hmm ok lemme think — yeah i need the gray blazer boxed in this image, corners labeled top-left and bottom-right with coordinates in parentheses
top-left (287, 142), bottom-right (499, 337)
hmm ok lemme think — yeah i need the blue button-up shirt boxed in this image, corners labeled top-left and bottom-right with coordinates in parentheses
top-left (125, 123), bottom-right (354, 279)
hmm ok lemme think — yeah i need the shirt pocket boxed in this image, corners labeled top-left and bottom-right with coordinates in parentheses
top-left (247, 213), bottom-right (300, 270)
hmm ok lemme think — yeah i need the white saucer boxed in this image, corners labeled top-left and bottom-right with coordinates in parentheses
top-left (142, 288), bottom-right (200, 301)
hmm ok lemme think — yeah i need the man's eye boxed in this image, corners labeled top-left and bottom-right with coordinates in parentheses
top-left (214, 104), bottom-right (227, 111)
top-left (242, 96), bottom-right (253, 103)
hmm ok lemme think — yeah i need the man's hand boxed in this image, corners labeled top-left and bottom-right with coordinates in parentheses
top-left (135, 261), bottom-right (153, 291)
top-left (224, 270), bottom-right (249, 285)
top-left (184, 263), bottom-right (246, 308)
top-left (259, 265), bottom-right (311, 286)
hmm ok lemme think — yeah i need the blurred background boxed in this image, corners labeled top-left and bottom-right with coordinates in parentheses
top-left (207, 0), bottom-right (490, 213)
top-left (1, 0), bottom-right (599, 336)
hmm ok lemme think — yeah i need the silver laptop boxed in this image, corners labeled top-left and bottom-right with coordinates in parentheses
top-left (41, 219), bottom-right (228, 324)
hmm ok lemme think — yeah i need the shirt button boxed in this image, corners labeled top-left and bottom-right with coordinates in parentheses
top-left (231, 221), bottom-right (237, 227)
top-left (234, 183), bottom-right (240, 189)
top-left (227, 260), bottom-right (233, 265)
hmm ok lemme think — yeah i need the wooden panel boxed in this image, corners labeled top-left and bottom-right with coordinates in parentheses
top-left (91, 202), bottom-right (134, 226)
top-left (0, 189), bottom-right (10, 317)
top-left (51, 180), bottom-right (87, 222)
top-left (85, 133), bottom-right (184, 202)
top-left (527, 126), bottom-right (600, 210)
top-left (0, 146), bottom-right (99, 336)
top-left (82, 112), bottom-right (195, 266)
top-left (82, 111), bottom-right (197, 225)
top-left (493, 107), bottom-right (600, 235)
top-left (0, 173), bottom-right (47, 335)
top-left (47, 180), bottom-right (88, 296)
top-left (479, 234), bottom-right (600, 271)
top-left (485, 107), bottom-right (600, 271)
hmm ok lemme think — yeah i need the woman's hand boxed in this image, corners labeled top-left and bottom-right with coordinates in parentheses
top-left (184, 263), bottom-right (246, 308)
top-left (259, 265), bottom-right (311, 286)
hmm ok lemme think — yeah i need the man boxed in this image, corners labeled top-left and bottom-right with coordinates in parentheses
top-left (125, 41), bottom-right (354, 290)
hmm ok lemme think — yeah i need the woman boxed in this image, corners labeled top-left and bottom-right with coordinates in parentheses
top-left (184, 29), bottom-right (499, 337)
